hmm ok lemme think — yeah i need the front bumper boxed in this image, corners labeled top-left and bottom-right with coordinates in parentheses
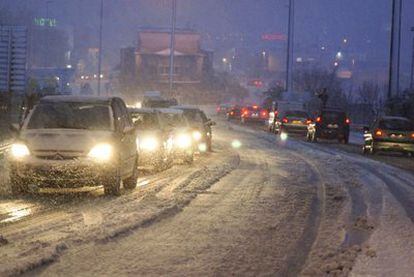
top-left (9, 157), bottom-right (117, 188)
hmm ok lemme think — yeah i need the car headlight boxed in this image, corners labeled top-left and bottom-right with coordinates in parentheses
top-left (11, 143), bottom-right (30, 158)
top-left (192, 131), bottom-right (202, 141)
top-left (175, 134), bottom-right (192, 149)
top-left (140, 137), bottom-right (159, 151)
top-left (88, 143), bottom-right (113, 161)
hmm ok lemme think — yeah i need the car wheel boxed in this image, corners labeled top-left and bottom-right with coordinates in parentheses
top-left (104, 168), bottom-right (122, 196)
top-left (10, 172), bottom-right (28, 195)
top-left (123, 158), bottom-right (138, 190)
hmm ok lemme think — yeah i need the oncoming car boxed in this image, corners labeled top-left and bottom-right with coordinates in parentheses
top-left (8, 96), bottom-right (138, 196)
top-left (171, 105), bottom-right (215, 152)
top-left (362, 116), bottom-right (414, 156)
top-left (129, 108), bottom-right (173, 171)
top-left (158, 108), bottom-right (194, 164)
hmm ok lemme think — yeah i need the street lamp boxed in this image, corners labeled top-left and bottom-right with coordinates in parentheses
top-left (97, 0), bottom-right (104, 96)
top-left (410, 26), bottom-right (414, 90)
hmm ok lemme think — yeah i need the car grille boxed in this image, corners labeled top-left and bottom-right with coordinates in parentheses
top-left (33, 150), bottom-right (84, 160)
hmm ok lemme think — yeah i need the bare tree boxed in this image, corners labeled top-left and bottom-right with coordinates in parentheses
top-left (358, 81), bottom-right (381, 116)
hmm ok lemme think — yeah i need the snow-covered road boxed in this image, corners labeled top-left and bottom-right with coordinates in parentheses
top-left (1, 119), bottom-right (414, 276)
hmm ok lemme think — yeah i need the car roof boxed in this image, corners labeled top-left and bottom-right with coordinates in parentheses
top-left (40, 95), bottom-right (114, 104)
top-left (156, 108), bottom-right (184, 114)
top-left (128, 108), bottom-right (157, 113)
top-left (380, 116), bottom-right (411, 121)
top-left (170, 105), bottom-right (200, 111)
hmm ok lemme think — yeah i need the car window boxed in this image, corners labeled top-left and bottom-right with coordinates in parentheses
top-left (322, 112), bottom-right (345, 123)
top-left (285, 111), bottom-right (308, 118)
top-left (131, 112), bottom-right (160, 129)
top-left (379, 119), bottom-right (414, 131)
top-left (26, 102), bottom-right (112, 130)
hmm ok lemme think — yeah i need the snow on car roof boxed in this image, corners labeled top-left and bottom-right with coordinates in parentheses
top-left (170, 105), bottom-right (200, 111)
top-left (40, 95), bottom-right (114, 104)
top-left (128, 108), bottom-right (156, 113)
top-left (156, 108), bottom-right (183, 114)
top-left (381, 116), bottom-right (411, 121)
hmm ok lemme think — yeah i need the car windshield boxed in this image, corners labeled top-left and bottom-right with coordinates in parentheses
top-left (285, 111), bottom-right (308, 118)
top-left (322, 111), bottom-right (345, 123)
top-left (182, 110), bottom-right (206, 124)
top-left (161, 113), bottom-right (187, 128)
top-left (131, 112), bottom-right (160, 129)
top-left (27, 102), bottom-right (112, 130)
top-left (379, 119), bottom-right (414, 131)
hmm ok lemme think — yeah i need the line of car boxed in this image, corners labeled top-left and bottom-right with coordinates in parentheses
top-left (7, 96), bottom-right (215, 196)
top-left (219, 103), bottom-right (414, 157)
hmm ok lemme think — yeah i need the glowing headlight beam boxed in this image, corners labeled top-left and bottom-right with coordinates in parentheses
top-left (231, 140), bottom-right (242, 149)
top-left (198, 143), bottom-right (207, 152)
top-left (280, 133), bottom-right (288, 141)
top-left (192, 131), bottom-right (202, 141)
top-left (11, 143), bottom-right (30, 158)
top-left (175, 134), bottom-right (192, 149)
top-left (88, 143), bottom-right (113, 161)
top-left (140, 137), bottom-right (159, 151)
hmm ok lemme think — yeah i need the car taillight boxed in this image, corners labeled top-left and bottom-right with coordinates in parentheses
top-left (230, 111), bottom-right (234, 115)
top-left (375, 129), bottom-right (384, 137)
top-left (282, 118), bottom-right (289, 123)
top-left (216, 107), bottom-right (220, 112)
top-left (242, 111), bottom-right (249, 117)
top-left (261, 110), bottom-right (268, 117)
top-left (411, 133), bottom-right (414, 139)
top-left (345, 118), bottom-right (351, 124)
top-left (306, 119), bottom-right (312, 124)
top-left (316, 117), bottom-right (321, 123)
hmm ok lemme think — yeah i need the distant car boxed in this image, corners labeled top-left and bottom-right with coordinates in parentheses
top-left (171, 106), bottom-right (215, 152)
top-left (129, 108), bottom-right (173, 171)
top-left (158, 108), bottom-right (195, 164)
top-left (216, 104), bottom-right (232, 116)
top-left (274, 110), bottom-right (311, 136)
top-left (8, 96), bottom-right (138, 196)
top-left (307, 109), bottom-right (350, 143)
top-left (240, 105), bottom-right (269, 124)
top-left (226, 106), bottom-right (241, 121)
top-left (362, 116), bottom-right (414, 156)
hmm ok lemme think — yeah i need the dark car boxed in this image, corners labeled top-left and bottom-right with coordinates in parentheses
top-left (307, 109), bottom-right (350, 143)
top-left (226, 106), bottom-right (241, 121)
top-left (362, 116), bottom-right (414, 156)
top-left (129, 108), bottom-right (173, 171)
top-left (240, 105), bottom-right (269, 124)
top-left (8, 96), bottom-right (138, 196)
top-left (171, 106), bottom-right (215, 152)
top-left (273, 110), bottom-right (311, 136)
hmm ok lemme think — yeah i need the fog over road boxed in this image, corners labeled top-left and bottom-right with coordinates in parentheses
top-left (1, 118), bottom-right (414, 276)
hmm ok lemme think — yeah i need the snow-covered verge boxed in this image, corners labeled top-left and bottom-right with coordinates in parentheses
top-left (0, 148), bottom-right (239, 276)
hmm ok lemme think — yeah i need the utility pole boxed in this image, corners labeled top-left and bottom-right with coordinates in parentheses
top-left (410, 27), bottom-right (414, 90)
top-left (169, 0), bottom-right (177, 95)
top-left (285, 0), bottom-right (295, 92)
top-left (388, 0), bottom-right (397, 99)
top-left (44, 0), bottom-right (52, 67)
top-left (396, 0), bottom-right (402, 96)
top-left (97, 0), bottom-right (104, 96)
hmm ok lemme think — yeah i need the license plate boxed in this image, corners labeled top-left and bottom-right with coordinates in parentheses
top-left (292, 120), bottom-right (302, 124)
top-left (327, 124), bottom-right (338, 128)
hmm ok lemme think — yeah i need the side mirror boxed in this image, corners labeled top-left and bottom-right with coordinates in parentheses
top-left (9, 123), bottom-right (20, 137)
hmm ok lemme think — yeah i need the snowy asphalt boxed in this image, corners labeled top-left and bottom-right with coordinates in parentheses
top-left (0, 118), bottom-right (414, 276)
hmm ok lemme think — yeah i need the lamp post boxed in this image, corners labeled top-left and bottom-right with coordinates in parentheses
top-left (285, 0), bottom-right (295, 92)
top-left (410, 27), bottom-right (414, 90)
top-left (97, 0), bottom-right (104, 96)
top-left (169, 0), bottom-right (177, 95)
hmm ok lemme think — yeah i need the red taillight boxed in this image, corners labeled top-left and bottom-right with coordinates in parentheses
top-left (375, 129), bottom-right (384, 137)
top-left (282, 118), bottom-right (289, 123)
top-left (261, 110), bottom-right (268, 117)
top-left (316, 117), bottom-right (321, 123)
top-left (411, 133), bottom-right (414, 139)
top-left (345, 118), bottom-right (351, 124)
top-left (216, 107), bottom-right (221, 112)
top-left (230, 111), bottom-right (234, 115)
top-left (242, 111), bottom-right (249, 117)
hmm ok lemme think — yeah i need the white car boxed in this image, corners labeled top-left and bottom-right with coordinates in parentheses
top-left (8, 96), bottom-right (138, 196)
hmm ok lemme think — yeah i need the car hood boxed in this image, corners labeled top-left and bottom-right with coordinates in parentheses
top-left (20, 129), bottom-right (115, 153)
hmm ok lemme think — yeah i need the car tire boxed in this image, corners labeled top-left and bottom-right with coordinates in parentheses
top-left (104, 168), bottom-right (122, 196)
top-left (123, 158), bottom-right (138, 190)
top-left (10, 172), bottom-right (28, 195)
